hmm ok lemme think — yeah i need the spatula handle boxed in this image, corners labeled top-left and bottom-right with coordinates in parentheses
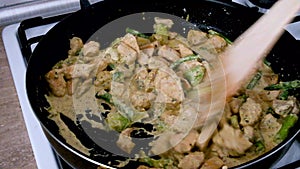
top-left (223, 0), bottom-right (300, 97)
top-left (198, 0), bottom-right (300, 145)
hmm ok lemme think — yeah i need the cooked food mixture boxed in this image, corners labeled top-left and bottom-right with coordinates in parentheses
top-left (45, 17), bottom-right (299, 169)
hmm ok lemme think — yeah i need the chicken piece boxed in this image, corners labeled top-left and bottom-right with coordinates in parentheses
top-left (187, 30), bottom-right (208, 46)
top-left (260, 113), bottom-right (281, 133)
top-left (206, 35), bottom-right (227, 51)
top-left (74, 78), bottom-right (93, 97)
top-left (263, 74), bottom-right (279, 84)
top-left (200, 156), bottom-right (224, 169)
top-left (219, 103), bottom-right (233, 128)
top-left (154, 17), bottom-right (174, 29)
top-left (63, 65), bottom-right (74, 80)
top-left (117, 42), bottom-right (138, 65)
top-left (68, 37), bottom-right (83, 56)
top-left (45, 69), bottom-right (67, 97)
top-left (243, 126), bottom-right (254, 141)
top-left (258, 90), bottom-right (280, 101)
top-left (291, 97), bottom-right (300, 114)
top-left (131, 68), bottom-right (156, 92)
top-left (132, 68), bottom-right (149, 89)
top-left (245, 89), bottom-right (270, 112)
top-left (180, 76), bottom-right (192, 91)
top-left (178, 44), bottom-right (194, 57)
top-left (260, 113), bottom-right (281, 149)
top-left (256, 74), bottom-right (279, 89)
top-left (117, 33), bottom-right (140, 65)
top-left (212, 124), bottom-right (253, 156)
top-left (171, 130), bottom-right (199, 153)
top-left (105, 47), bottom-right (119, 61)
top-left (110, 81), bottom-right (126, 98)
top-left (229, 97), bottom-right (243, 114)
top-left (154, 69), bottom-right (183, 105)
top-left (144, 69), bottom-right (157, 92)
top-left (66, 80), bottom-right (73, 95)
top-left (116, 128), bottom-right (135, 154)
top-left (158, 45), bottom-right (180, 62)
top-left (82, 41), bottom-right (100, 58)
top-left (130, 91), bottom-right (151, 111)
top-left (272, 98), bottom-right (296, 117)
top-left (140, 41), bottom-right (159, 56)
top-left (94, 58), bottom-right (109, 73)
top-left (168, 31), bottom-right (178, 39)
top-left (148, 56), bottom-right (170, 69)
top-left (138, 52), bottom-right (151, 66)
top-left (239, 98), bottom-right (262, 126)
top-left (160, 112), bottom-right (177, 127)
top-left (71, 63), bottom-right (96, 79)
top-left (94, 71), bottom-right (111, 89)
top-left (121, 33), bottom-right (140, 52)
top-left (209, 144), bottom-right (227, 159)
top-left (178, 152), bottom-right (205, 169)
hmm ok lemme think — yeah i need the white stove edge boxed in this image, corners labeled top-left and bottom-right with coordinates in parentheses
top-left (2, 23), bottom-right (59, 169)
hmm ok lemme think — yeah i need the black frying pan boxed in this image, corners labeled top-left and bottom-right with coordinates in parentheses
top-left (26, 0), bottom-right (300, 168)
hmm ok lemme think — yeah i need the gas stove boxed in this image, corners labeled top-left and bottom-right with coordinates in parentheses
top-left (2, 0), bottom-right (300, 169)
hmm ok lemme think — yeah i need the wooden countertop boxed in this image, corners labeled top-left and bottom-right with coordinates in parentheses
top-left (0, 27), bottom-right (37, 169)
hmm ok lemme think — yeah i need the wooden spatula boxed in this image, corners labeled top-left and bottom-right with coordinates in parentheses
top-left (198, 0), bottom-right (300, 145)
top-left (223, 0), bottom-right (300, 97)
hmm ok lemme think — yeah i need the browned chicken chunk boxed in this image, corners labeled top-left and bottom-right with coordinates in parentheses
top-left (213, 124), bottom-right (253, 156)
top-left (239, 98), bottom-right (262, 126)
